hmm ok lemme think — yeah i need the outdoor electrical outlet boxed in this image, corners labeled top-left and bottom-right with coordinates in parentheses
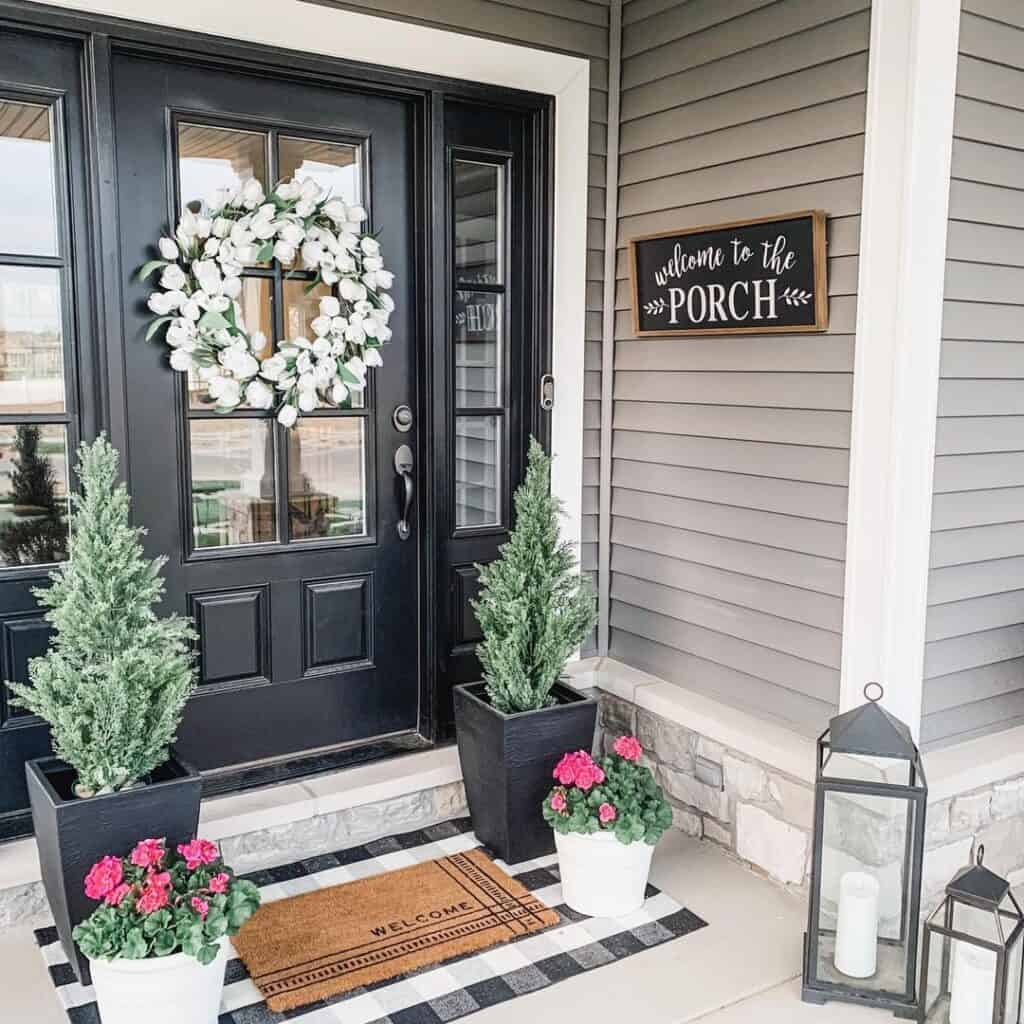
top-left (694, 756), bottom-right (723, 790)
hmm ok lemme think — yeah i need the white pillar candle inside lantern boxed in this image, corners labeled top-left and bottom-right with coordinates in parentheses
top-left (834, 871), bottom-right (880, 978)
top-left (949, 941), bottom-right (996, 1024)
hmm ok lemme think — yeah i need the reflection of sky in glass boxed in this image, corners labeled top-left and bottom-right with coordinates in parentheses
top-left (279, 138), bottom-right (360, 205)
top-left (0, 136), bottom-right (57, 257)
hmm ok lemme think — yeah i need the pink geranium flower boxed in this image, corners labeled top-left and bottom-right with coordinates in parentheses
top-left (553, 752), bottom-right (580, 786)
top-left (136, 884), bottom-right (169, 914)
top-left (105, 883), bottom-right (132, 907)
top-left (146, 869), bottom-right (172, 891)
top-left (613, 735), bottom-right (643, 762)
top-left (550, 791), bottom-right (568, 813)
top-left (129, 838), bottom-right (165, 869)
top-left (190, 896), bottom-right (209, 920)
top-left (84, 856), bottom-right (123, 901)
top-left (208, 872), bottom-right (230, 894)
top-left (552, 751), bottom-right (605, 789)
top-left (177, 839), bottom-right (219, 870)
top-left (599, 802), bottom-right (617, 824)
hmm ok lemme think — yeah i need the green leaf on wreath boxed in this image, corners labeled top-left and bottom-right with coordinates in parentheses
top-left (144, 315), bottom-right (173, 342)
top-left (255, 242), bottom-right (274, 262)
top-left (198, 309), bottom-right (230, 332)
top-left (137, 259), bottom-right (168, 281)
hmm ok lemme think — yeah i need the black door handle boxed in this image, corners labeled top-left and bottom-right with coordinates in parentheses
top-left (394, 444), bottom-right (414, 540)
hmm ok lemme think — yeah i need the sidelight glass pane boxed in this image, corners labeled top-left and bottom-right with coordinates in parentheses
top-left (454, 290), bottom-right (500, 408)
top-left (279, 136), bottom-right (360, 205)
top-left (454, 160), bottom-right (502, 285)
top-left (178, 123), bottom-right (267, 214)
top-left (0, 423), bottom-right (69, 567)
top-left (0, 266), bottom-right (65, 414)
top-left (189, 276), bottom-right (273, 409)
top-left (288, 418), bottom-right (366, 540)
top-left (0, 100), bottom-right (58, 257)
top-left (282, 279), bottom-right (364, 408)
top-left (189, 419), bottom-right (277, 549)
top-left (455, 415), bottom-right (501, 528)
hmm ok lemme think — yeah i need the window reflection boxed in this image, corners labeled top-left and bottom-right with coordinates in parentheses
top-left (0, 100), bottom-right (58, 258)
top-left (279, 137), bottom-right (360, 204)
top-left (288, 418), bottom-right (366, 540)
top-left (455, 415), bottom-right (500, 528)
top-left (178, 123), bottom-right (267, 213)
top-left (0, 266), bottom-right (65, 415)
top-left (454, 160), bottom-right (502, 284)
top-left (454, 290), bottom-right (500, 408)
top-left (0, 424), bottom-right (69, 567)
top-left (189, 419), bottom-right (277, 549)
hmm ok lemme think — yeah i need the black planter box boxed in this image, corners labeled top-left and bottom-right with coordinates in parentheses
top-left (454, 680), bottom-right (597, 864)
top-left (26, 753), bottom-right (201, 985)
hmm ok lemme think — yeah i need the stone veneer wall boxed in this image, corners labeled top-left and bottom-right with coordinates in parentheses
top-left (598, 691), bottom-right (1024, 912)
top-left (0, 780), bottom-right (466, 931)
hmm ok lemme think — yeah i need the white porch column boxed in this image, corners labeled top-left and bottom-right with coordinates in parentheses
top-left (840, 0), bottom-right (961, 737)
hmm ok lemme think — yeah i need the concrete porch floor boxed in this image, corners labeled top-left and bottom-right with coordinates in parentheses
top-left (0, 828), bottom-right (897, 1024)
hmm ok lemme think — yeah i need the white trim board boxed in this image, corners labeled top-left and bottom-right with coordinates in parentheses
top-left (839, 0), bottom-right (960, 737)
top-left (41, 0), bottom-right (589, 553)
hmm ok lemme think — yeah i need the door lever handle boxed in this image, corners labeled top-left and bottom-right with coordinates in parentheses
top-left (394, 444), bottom-right (414, 540)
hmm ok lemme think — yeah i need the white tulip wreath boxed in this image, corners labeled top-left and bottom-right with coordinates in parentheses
top-left (139, 176), bottom-right (394, 427)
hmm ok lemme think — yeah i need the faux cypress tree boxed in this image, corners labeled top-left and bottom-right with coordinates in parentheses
top-left (472, 438), bottom-right (597, 713)
top-left (8, 435), bottom-right (196, 796)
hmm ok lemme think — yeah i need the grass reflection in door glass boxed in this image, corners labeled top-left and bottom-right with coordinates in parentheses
top-left (189, 419), bottom-right (277, 549)
top-left (288, 418), bottom-right (366, 540)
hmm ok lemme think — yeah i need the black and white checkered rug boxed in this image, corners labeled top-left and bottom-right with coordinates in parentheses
top-left (35, 817), bottom-right (706, 1023)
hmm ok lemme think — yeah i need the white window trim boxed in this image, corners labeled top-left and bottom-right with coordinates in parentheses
top-left (47, 0), bottom-right (589, 554)
top-left (840, 0), bottom-right (961, 738)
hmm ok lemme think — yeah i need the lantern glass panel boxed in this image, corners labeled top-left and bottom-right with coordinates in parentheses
top-left (813, 786), bottom-right (917, 995)
top-left (921, 900), bottom-right (1024, 1024)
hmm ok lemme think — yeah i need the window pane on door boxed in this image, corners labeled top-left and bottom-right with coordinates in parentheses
top-left (178, 123), bottom-right (267, 213)
top-left (288, 418), bottom-right (366, 540)
top-left (189, 419), bottom-right (277, 549)
top-left (0, 423), bottom-right (69, 567)
top-left (0, 266), bottom-right (65, 414)
top-left (279, 136), bottom-right (360, 204)
top-left (0, 100), bottom-right (58, 258)
top-left (454, 160), bottom-right (502, 285)
top-left (454, 290), bottom-right (500, 408)
top-left (455, 415), bottom-right (500, 528)
top-left (189, 277), bottom-right (273, 409)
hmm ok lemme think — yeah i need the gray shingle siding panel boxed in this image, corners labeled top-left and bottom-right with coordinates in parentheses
top-left (922, 4), bottom-right (1024, 747)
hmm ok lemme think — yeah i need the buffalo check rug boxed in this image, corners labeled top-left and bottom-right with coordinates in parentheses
top-left (35, 817), bottom-right (707, 1024)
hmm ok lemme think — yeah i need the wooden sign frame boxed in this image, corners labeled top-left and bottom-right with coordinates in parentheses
top-left (628, 209), bottom-right (829, 337)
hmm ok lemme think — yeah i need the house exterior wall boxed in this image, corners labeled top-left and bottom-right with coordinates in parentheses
top-left (607, 0), bottom-right (871, 736)
top-left (922, 0), bottom-right (1024, 748)
top-left (315, 0), bottom-right (611, 586)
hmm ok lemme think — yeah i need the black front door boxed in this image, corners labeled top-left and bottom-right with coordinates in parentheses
top-left (111, 54), bottom-right (419, 770)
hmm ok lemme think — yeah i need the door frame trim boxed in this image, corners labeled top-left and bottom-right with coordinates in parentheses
top-left (16, 0), bottom-right (589, 575)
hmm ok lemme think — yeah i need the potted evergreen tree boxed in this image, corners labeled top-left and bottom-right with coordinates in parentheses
top-left (454, 438), bottom-right (598, 863)
top-left (8, 435), bottom-right (198, 984)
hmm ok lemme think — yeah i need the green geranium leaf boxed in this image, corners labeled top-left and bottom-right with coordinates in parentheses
top-left (196, 943), bottom-right (220, 967)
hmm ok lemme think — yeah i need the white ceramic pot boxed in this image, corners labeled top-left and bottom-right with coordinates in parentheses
top-left (555, 829), bottom-right (655, 917)
top-left (89, 938), bottom-right (229, 1024)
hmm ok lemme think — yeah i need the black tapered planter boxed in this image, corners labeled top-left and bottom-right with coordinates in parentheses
top-left (26, 753), bottom-right (201, 985)
top-left (454, 680), bottom-right (597, 864)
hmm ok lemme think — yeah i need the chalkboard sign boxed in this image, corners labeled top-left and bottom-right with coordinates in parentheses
top-left (629, 210), bottom-right (828, 336)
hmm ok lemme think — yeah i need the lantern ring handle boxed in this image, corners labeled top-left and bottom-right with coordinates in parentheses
top-left (977, 844), bottom-right (985, 867)
top-left (863, 682), bottom-right (884, 703)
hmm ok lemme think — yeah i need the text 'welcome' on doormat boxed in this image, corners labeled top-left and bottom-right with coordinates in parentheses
top-left (36, 817), bottom-right (707, 1024)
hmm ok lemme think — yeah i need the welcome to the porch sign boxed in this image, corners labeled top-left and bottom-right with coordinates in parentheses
top-left (629, 210), bottom-right (828, 336)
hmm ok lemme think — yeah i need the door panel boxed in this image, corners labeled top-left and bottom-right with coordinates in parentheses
top-left (112, 54), bottom-right (419, 771)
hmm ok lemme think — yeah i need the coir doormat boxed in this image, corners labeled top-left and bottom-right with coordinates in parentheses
top-left (36, 817), bottom-right (707, 1024)
top-left (233, 846), bottom-right (560, 1011)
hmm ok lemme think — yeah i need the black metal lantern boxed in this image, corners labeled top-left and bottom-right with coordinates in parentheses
top-left (919, 846), bottom-right (1024, 1023)
top-left (803, 683), bottom-right (928, 1018)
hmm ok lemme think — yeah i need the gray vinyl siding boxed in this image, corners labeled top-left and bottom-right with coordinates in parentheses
top-left (922, 0), bottom-right (1024, 747)
top-left (608, 0), bottom-right (870, 735)
top-left (308, 0), bottom-right (610, 587)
